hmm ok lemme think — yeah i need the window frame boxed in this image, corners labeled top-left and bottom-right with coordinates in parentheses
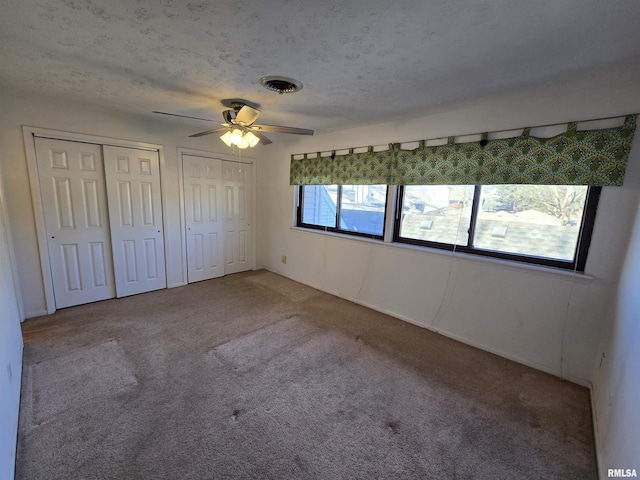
top-left (296, 185), bottom-right (388, 240)
top-left (295, 184), bottom-right (601, 272)
top-left (393, 185), bottom-right (601, 271)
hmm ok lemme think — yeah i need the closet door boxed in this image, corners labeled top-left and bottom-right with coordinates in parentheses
top-left (103, 146), bottom-right (166, 297)
top-left (223, 161), bottom-right (254, 275)
top-left (35, 138), bottom-right (115, 308)
top-left (183, 155), bottom-right (224, 283)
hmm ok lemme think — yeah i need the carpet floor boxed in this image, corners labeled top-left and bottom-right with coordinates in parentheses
top-left (17, 270), bottom-right (597, 479)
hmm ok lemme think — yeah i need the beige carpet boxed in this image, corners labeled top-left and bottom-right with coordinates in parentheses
top-left (17, 270), bottom-right (596, 479)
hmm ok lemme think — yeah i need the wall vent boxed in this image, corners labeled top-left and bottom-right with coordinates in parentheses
top-left (259, 76), bottom-right (303, 94)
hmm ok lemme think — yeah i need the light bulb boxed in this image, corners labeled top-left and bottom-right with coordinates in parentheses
top-left (229, 129), bottom-right (243, 145)
top-left (244, 131), bottom-right (260, 147)
top-left (220, 131), bottom-right (232, 147)
top-left (237, 139), bottom-right (250, 149)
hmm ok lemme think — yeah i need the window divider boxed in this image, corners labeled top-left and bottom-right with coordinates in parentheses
top-left (335, 185), bottom-right (343, 230)
top-left (466, 185), bottom-right (482, 248)
top-left (383, 186), bottom-right (398, 243)
top-left (392, 186), bottom-right (404, 242)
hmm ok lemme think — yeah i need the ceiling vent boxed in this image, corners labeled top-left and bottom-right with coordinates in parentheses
top-left (259, 76), bottom-right (303, 94)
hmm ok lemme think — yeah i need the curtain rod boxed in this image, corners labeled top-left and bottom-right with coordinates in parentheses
top-left (291, 113), bottom-right (634, 158)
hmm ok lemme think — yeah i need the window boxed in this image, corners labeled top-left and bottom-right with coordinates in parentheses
top-left (395, 185), bottom-right (600, 271)
top-left (298, 185), bottom-right (388, 238)
top-left (296, 183), bottom-right (600, 271)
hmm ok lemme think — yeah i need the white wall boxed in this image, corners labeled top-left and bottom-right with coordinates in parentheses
top-left (0, 88), bottom-right (258, 318)
top-left (591, 192), bottom-right (640, 476)
top-left (0, 166), bottom-right (23, 480)
top-left (257, 68), bottom-right (640, 385)
top-left (0, 63), bottom-right (638, 476)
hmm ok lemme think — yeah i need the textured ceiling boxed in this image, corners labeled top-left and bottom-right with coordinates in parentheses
top-left (1, 0), bottom-right (640, 135)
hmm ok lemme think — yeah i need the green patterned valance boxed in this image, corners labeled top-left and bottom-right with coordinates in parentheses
top-left (290, 115), bottom-right (637, 186)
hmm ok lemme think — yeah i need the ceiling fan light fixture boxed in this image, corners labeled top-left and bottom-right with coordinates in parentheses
top-left (190, 100), bottom-right (312, 147)
top-left (229, 128), bottom-right (244, 145)
top-left (244, 131), bottom-right (260, 147)
top-left (220, 129), bottom-right (260, 149)
top-left (220, 131), bottom-right (233, 146)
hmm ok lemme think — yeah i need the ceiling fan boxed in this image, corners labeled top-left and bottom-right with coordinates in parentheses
top-left (153, 101), bottom-right (314, 148)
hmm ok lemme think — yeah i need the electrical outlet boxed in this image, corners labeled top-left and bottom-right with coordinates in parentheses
top-left (281, 255), bottom-right (287, 264)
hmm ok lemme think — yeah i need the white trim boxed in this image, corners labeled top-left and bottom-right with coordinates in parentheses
top-left (28, 127), bottom-right (161, 151)
top-left (156, 146), bottom-right (172, 291)
top-left (24, 309), bottom-right (48, 320)
top-left (177, 147), bottom-right (257, 283)
top-left (177, 146), bottom-right (255, 164)
top-left (22, 125), bottom-right (169, 314)
top-left (23, 128), bottom-right (56, 314)
top-left (250, 158), bottom-right (257, 272)
top-left (175, 148), bottom-right (189, 286)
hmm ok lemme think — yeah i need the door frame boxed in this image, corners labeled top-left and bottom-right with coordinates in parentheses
top-left (177, 148), bottom-right (256, 283)
top-left (23, 126), bottom-right (169, 314)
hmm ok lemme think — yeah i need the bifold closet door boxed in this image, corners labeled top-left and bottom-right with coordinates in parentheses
top-left (103, 146), bottom-right (166, 297)
top-left (183, 155), bottom-right (224, 283)
top-left (35, 138), bottom-right (116, 308)
top-left (223, 161), bottom-right (254, 275)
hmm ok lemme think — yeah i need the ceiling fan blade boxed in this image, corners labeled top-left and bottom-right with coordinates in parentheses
top-left (152, 111), bottom-right (216, 122)
top-left (252, 124), bottom-right (314, 135)
top-left (252, 131), bottom-right (272, 145)
top-left (236, 105), bottom-right (260, 126)
top-left (189, 127), bottom-right (228, 138)
top-left (222, 110), bottom-right (234, 124)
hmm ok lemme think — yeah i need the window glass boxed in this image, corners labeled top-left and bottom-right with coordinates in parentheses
top-left (398, 185), bottom-right (475, 246)
top-left (339, 185), bottom-right (387, 236)
top-left (474, 185), bottom-right (588, 261)
top-left (300, 185), bottom-right (337, 228)
top-left (298, 182), bottom-right (598, 271)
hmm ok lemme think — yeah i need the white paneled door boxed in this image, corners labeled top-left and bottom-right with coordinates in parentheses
top-left (183, 155), bottom-right (224, 283)
top-left (223, 161), bottom-right (254, 275)
top-left (35, 138), bottom-right (116, 308)
top-left (103, 146), bottom-right (166, 297)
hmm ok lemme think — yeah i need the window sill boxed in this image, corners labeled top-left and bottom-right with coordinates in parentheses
top-left (289, 226), bottom-right (594, 284)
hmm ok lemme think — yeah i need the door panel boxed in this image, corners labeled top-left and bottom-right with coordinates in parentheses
top-left (89, 242), bottom-right (108, 286)
top-left (223, 161), bottom-right (253, 275)
top-left (183, 155), bottom-right (224, 282)
top-left (104, 146), bottom-right (166, 297)
top-left (83, 179), bottom-right (101, 227)
top-left (117, 181), bottom-right (134, 226)
top-left (35, 138), bottom-right (115, 308)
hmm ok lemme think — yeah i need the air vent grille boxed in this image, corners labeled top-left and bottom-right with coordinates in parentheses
top-left (259, 76), bottom-right (303, 94)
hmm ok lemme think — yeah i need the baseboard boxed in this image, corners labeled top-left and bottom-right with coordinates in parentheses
top-left (24, 309), bottom-right (48, 320)
top-left (262, 267), bottom-right (591, 388)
